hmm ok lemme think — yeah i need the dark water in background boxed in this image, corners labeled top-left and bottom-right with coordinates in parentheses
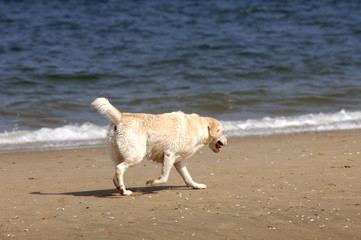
top-left (1, 0), bottom-right (361, 150)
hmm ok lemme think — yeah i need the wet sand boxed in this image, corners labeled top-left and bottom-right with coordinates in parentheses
top-left (1, 130), bottom-right (361, 239)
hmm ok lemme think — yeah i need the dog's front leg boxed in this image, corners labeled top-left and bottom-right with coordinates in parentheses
top-left (174, 161), bottom-right (206, 189)
top-left (146, 152), bottom-right (175, 186)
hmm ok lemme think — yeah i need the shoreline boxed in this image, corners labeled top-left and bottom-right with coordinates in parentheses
top-left (1, 128), bottom-right (360, 154)
top-left (1, 130), bottom-right (361, 239)
top-left (2, 108), bottom-right (361, 153)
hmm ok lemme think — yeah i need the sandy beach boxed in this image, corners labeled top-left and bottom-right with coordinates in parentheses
top-left (1, 130), bottom-right (361, 240)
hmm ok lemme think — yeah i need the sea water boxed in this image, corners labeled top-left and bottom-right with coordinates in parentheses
top-left (1, 0), bottom-right (361, 151)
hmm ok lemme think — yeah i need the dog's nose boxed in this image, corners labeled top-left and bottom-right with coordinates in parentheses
top-left (221, 136), bottom-right (228, 146)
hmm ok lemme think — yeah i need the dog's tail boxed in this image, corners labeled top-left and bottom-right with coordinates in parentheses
top-left (91, 97), bottom-right (122, 124)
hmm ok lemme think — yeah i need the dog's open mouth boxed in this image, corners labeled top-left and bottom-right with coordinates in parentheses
top-left (216, 140), bottom-right (224, 151)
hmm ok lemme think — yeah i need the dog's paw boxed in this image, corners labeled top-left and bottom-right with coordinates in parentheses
top-left (189, 183), bottom-right (207, 189)
top-left (119, 189), bottom-right (133, 196)
top-left (146, 179), bottom-right (155, 186)
top-left (194, 183), bottom-right (207, 189)
top-left (123, 190), bottom-right (133, 196)
top-left (146, 178), bottom-right (165, 186)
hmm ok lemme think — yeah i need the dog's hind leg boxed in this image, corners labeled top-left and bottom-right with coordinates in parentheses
top-left (114, 153), bottom-right (145, 196)
top-left (112, 173), bottom-right (121, 193)
top-left (174, 161), bottom-right (206, 189)
top-left (108, 143), bottom-right (125, 194)
top-left (115, 162), bottom-right (133, 196)
top-left (146, 152), bottom-right (175, 186)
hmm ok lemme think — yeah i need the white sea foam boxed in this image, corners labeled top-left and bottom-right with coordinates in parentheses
top-left (1, 110), bottom-right (361, 151)
top-left (0, 122), bottom-right (107, 151)
top-left (222, 110), bottom-right (361, 137)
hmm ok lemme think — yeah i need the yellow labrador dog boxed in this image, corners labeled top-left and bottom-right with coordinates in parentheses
top-left (92, 97), bottom-right (227, 196)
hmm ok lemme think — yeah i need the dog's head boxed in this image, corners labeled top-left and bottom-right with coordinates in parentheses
top-left (207, 119), bottom-right (227, 153)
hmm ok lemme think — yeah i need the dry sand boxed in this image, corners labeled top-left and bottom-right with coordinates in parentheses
top-left (1, 130), bottom-right (361, 240)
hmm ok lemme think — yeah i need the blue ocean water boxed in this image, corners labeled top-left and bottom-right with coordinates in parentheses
top-left (1, 0), bottom-right (361, 151)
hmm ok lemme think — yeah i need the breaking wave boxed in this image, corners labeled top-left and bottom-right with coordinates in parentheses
top-left (1, 110), bottom-right (361, 151)
top-left (223, 110), bottom-right (361, 137)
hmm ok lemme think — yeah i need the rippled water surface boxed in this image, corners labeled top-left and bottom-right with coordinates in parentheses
top-left (1, 0), bottom-right (361, 150)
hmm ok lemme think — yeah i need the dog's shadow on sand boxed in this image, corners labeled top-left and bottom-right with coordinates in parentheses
top-left (30, 186), bottom-right (188, 198)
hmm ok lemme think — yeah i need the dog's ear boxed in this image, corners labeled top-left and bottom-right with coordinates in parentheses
top-left (208, 119), bottom-right (220, 138)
